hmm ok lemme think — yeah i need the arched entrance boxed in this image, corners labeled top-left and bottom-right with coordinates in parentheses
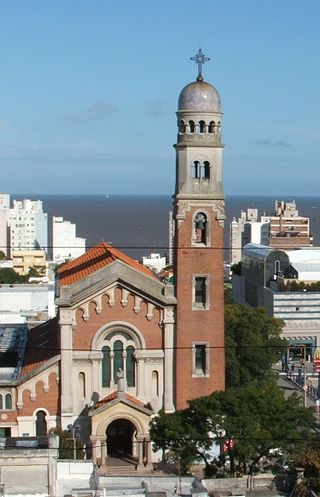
top-left (107, 419), bottom-right (136, 460)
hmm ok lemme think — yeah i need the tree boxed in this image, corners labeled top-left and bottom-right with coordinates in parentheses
top-left (0, 268), bottom-right (28, 284)
top-left (291, 436), bottom-right (320, 496)
top-left (190, 381), bottom-right (314, 475)
top-left (151, 381), bottom-right (314, 476)
top-left (0, 251), bottom-right (7, 260)
top-left (225, 303), bottom-right (287, 387)
top-left (49, 428), bottom-right (84, 460)
top-left (150, 409), bottom-right (206, 473)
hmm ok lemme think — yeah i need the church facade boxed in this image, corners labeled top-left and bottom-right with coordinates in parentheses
top-left (0, 53), bottom-right (225, 470)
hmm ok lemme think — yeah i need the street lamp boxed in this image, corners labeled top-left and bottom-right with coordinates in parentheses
top-left (67, 423), bottom-right (80, 460)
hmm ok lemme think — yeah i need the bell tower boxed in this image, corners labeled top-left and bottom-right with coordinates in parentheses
top-left (174, 50), bottom-right (225, 410)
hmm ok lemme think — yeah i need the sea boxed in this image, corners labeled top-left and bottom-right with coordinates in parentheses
top-left (13, 194), bottom-right (320, 263)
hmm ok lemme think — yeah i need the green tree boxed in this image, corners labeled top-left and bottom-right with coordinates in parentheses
top-left (150, 409), bottom-right (207, 473)
top-left (0, 268), bottom-right (28, 284)
top-left (49, 428), bottom-right (84, 460)
top-left (0, 251), bottom-right (7, 260)
top-left (190, 381), bottom-right (314, 476)
top-left (151, 381), bottom-right (314, 477)
top-left (225, 303), bottom-right (287, 387)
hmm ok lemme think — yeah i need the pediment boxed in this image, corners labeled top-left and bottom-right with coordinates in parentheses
top-left (89, 391), bottom-right (153, 418)
top-left (56, 259), bottom-right (176, 309)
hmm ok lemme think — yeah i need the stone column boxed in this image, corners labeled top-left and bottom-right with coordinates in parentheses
top-left (163, 307), bottom-right (175, 412)
top-left (59, 309), bottom-right (74, 426)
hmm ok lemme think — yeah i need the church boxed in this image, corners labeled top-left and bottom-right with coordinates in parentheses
top-left (0, 51), bottom-right (225, 471)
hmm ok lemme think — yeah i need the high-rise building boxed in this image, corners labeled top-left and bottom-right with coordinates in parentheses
top-left (0, 194), bottom-right (11, 257)
top-left (52, 216), bottom-right (86, 262)
top-left (9, 199), bottom-right (48, 257)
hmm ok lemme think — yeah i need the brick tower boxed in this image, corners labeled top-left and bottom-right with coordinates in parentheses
top-left (174, 50), bottom-right (225, 410)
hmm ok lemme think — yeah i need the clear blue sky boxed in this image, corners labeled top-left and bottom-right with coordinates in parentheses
top-left (1, 0), bottom-right (320, 196)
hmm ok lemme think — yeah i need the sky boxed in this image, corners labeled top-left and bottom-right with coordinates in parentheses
top-left (1, 0), bottom-right (320, 196)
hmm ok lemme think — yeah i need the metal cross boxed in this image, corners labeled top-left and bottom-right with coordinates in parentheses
top-left (190, 49), bottom-right (210, 81)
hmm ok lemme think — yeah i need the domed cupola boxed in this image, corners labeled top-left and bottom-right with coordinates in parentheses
top-left (178, 81), bottom-right (221, 113)
top-left (176, 49), bottom-right (223, 141)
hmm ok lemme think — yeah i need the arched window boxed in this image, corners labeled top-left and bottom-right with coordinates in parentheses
top-left (203, 161), bottom-right (210, 180)
top-left (35, 410), bottom-right (47, 436)
top-left (102, 346), bottom-right (111, 387)
top-left (79, 372), bottom-right (86, 398)
top-left (194, 212), bottom-right (207, 244)
top-left (179, 120), bottom-right (186, 133)
top-left (193, 161), bottom-right (200, 179)
top-left (189, 120), bottom-right (195, 133)
top-left (101, 331), bottom-right (137, 390)
top-left (208, 121), bottom-right (215, 133)
top-left (113, 340), bottom-right (124, 381)
top-left (152, 370), bottom-right (159, 397)
top-left (5, 394), bottom-right (12, 410)
top-left (199, 120), bottom-right (206, 133)
top-left (0, 396), bottom-right (3, 410)
top-left (126, 346), bottom-right (135, 387)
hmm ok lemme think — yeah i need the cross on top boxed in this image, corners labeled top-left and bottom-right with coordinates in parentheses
top-left (190, 49), bottom-right (210, 81)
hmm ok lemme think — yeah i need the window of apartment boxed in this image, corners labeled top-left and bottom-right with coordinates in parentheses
top-left (192, 342), bottom-right (210, 377)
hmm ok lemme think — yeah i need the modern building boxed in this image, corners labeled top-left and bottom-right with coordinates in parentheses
top-left (262, 200), bottom-right (313, 250)
top-left (233, 243), bottom-right (320, 359)
top-left (0, 53), bottom-right (225, 472)
top-left (0, 193), bottom-right (11, 257)
top-left (12, 249), bottom-right (46, 275)
top-left (141, 253), bottom-right (167, 273)
top-left (9, 199), bottom-right (48, 257)
top-left (52, 216), bottom-right (86, 262)
top-left (0, 283), bottom-right (55, 324)
top-left (230, 200), bottom-right (312, 264)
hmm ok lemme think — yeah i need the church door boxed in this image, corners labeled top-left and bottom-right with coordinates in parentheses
top-left (107, 419), bottom-right (135, 459)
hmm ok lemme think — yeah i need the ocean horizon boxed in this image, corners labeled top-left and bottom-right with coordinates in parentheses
top-left (11, 194), bottom-right (320, 262)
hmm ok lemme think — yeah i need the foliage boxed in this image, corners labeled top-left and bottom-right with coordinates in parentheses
top-left (0, 251), bottom-right (7, 260)
top-left (27, 266), bottom-right (46, 278)
top-left (279, 279), bottom-right (320, 292)
top-left (231, 261), bottom-right (242, 276)
top-left (150, 409), bottom-right (206, 473)
top-left (50, 428), bottom-right (84, 460)
top-left (0, 268), bottom-right (28, 284)
top-left (189, 381), bottom-right (314, 476)
top-left (225, 303), bottom-right (287, 387)
top-left (291, 436), bottom-right (320, 495)
top-left (224, 286), bottom-right (234, 304)
top-left (151, 381), bottom-right (314, 476)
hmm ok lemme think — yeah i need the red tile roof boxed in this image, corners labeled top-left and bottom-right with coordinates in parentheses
top-left (57, 242), bottom-right (156, 286)
top-left (94, 391), bottom-right (145, 409)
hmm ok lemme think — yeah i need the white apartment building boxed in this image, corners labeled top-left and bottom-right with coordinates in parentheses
top-left (9, 199), bottom-right (48, 257)
top-left (52, 216), bottom-right (86, 262)
top-left (0, 194), bottom-right (11, 257)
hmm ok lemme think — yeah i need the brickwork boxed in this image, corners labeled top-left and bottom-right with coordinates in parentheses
top-left (175, 209), bottom-right (225, 410)
top-left (19, 372), bottom-right (60, 416)
top-left (73, 287), bottom-right (163, 352)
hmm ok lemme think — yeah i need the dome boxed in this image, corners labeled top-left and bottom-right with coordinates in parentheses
top-left (178, 80), bottom-right (221, 113)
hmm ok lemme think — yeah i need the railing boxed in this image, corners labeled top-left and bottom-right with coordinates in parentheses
top-left (286, 372), bottom-right (320, 400)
